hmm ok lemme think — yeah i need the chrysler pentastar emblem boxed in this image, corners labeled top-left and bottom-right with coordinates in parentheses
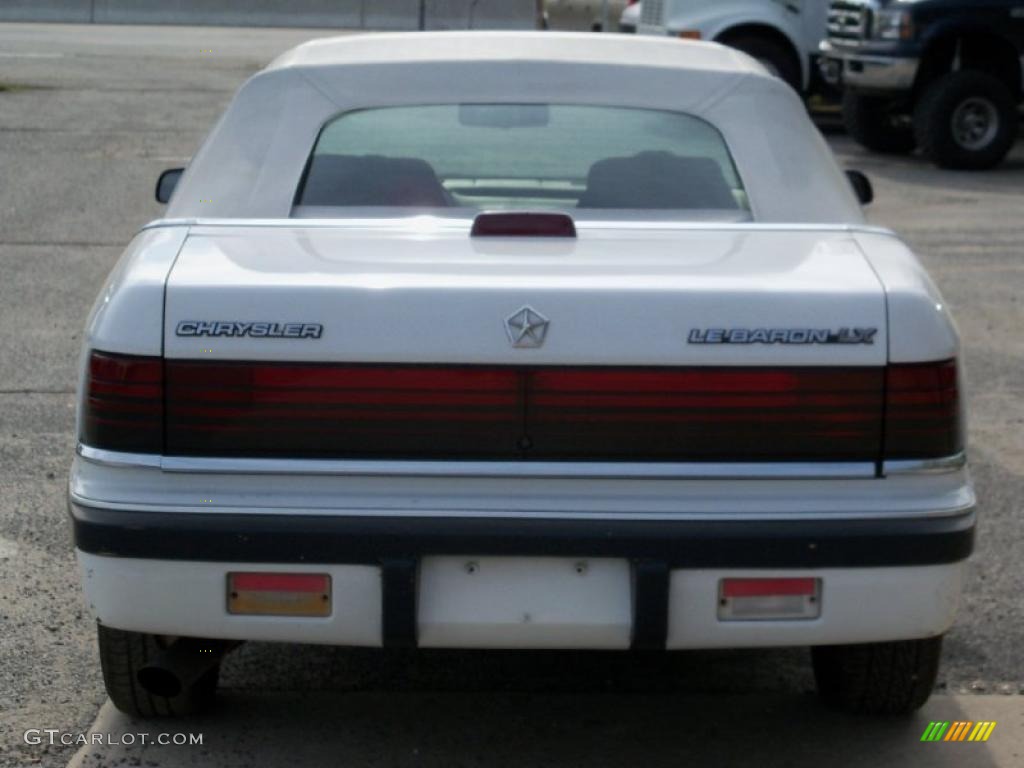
top-left (505, 306), bottom-right (549, 348)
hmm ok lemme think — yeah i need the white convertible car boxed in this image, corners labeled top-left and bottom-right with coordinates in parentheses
top-left (70, 32), bottom-right (973, 717)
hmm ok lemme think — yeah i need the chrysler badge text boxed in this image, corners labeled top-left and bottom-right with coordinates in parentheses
top-left (175, 321), bottom-right (324, 339)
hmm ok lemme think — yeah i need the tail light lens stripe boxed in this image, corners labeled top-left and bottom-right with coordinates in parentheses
top-left (530, 410), bottom-right (882, 423)
top-left (86, 381), bottom-right (162, 399)
top-left (168, 363), bottom-right (517, 391)
top-left (175, 390), bottom-right (519, 406)
top-left (230, 573), bottom-right (329, 593)
top-left (532, 394), bottom-right (882, 408)
top-left (532, 368), bottom-right (881, 392)
top-left (721, 578), bottom-right (817, 598)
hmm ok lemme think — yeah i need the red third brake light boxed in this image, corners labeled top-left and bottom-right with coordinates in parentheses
top-left (471, 212), bottom-right (577, 238)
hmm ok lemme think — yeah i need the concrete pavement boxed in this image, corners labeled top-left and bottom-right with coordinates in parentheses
top-left (65, 691), bottom-right (1024, 768)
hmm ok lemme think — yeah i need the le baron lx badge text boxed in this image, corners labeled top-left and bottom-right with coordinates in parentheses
top-left (688, 327), bottom-right (878, 345)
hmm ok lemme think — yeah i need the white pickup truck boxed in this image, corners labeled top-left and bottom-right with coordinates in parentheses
top-left (70, 32), bottom-right (974, 718)
top-left (634, 0), bottom-right (830, 93)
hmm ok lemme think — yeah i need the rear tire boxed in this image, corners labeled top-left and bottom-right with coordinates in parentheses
top-left (913, 71), bottom-right (1017, 170)
top-left (722, 35), bottom-right (802, 92)
top-left (98, 624), bottom-right (219, 718)
top-left (811, 636), bottom-right (943, 715)
top-left (842, 92), bottom-right (916, 154)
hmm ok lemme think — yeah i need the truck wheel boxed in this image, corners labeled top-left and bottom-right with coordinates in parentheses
top-left (811, 636), bottom-right (943, 715)
top-left (842, 92), bottom-right (916, 153)
top-left (722, 35), bottom-right (801, 92)
top-left (914, 71), bottom-right (1017, 170)
top-left (98, 624), bottom-right (219, 718)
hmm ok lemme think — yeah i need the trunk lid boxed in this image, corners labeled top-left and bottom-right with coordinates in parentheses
top-left (164, 224), bottom-right (886, 366)
top-left (156, 223), bottom-right (895, 462)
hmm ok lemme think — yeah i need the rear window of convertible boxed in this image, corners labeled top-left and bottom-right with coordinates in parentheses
top-left (294, 104), bottom-right (749, 218)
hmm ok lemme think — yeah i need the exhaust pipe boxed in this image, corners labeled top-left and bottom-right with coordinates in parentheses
top-left (136, 638), bottom-right (238, 698)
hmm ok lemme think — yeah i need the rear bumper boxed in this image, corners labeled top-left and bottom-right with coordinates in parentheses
top-left (76, 550), bottom-right (964, 651)
top-left (70, 502), bottom-right (973, 568)
top-left (71, 502), bottom-right (973, 651)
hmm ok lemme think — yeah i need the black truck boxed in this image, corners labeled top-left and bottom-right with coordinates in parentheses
top-left (820, 0), bottom-right (1024, 169)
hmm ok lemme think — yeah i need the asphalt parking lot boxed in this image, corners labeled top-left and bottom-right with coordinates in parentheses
top-left (0, 22), bottom-right (1022, 768)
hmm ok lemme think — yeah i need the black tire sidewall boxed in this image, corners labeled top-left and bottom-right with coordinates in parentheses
top-left (811, 636), bottom-right (943, 715)
top-left (841, 92), bottom-right (916, 153)
top-left (914, 71), bottom-right (1018, 170)
top-left (98, 624), bottom-right (219, 718)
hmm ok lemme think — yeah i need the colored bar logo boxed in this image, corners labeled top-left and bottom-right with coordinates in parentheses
top-left (921, 721), bottom-right (997, 742)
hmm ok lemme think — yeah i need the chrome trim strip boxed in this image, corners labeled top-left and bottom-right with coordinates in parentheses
top-left (159, 458), bottom-right (877, 479)
top-left (77, 445), bottom-right (162, 469)
top-left (79, 447), bottom-right (972, 479)
top-left (139, 217), bottom-right (895, 237)
top-left (883, 452), bottom-right (967, 476)
top-left (78, 445), bottom-right (876, 480)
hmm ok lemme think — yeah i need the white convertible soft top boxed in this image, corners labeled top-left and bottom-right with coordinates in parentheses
top-left (167, 32), bottom-right (863, 223)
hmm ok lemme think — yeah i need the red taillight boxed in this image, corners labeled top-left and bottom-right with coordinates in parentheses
top-left (883, 359), bottom-right (962, 459)
top-left (528, 367), bottom-right (883, 461)
top-left (166, 362), bottom-right (523, 459)
top-left (81, 351), bottom-right (163, 453)
top-left (82, 356), bottom-right (963, 464)
top-left (164, 363), bottom-right (883, 461)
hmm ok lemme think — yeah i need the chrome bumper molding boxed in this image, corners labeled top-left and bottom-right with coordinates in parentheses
top-left (78, 444), bottom-right (966, 481)
top-left (882, 452), bottom-right (967, 476)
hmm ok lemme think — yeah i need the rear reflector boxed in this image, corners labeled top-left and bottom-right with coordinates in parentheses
top-left (227, 572), bottom-right (331, 617)
top-left (81, 351), bottom-right (163, 454)
top-left (718, 578), bottom-right (821, 621)
top-left (471, 212), bottom-right (577, 238)
top-left (884, 359), bottom-right (962, 459)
